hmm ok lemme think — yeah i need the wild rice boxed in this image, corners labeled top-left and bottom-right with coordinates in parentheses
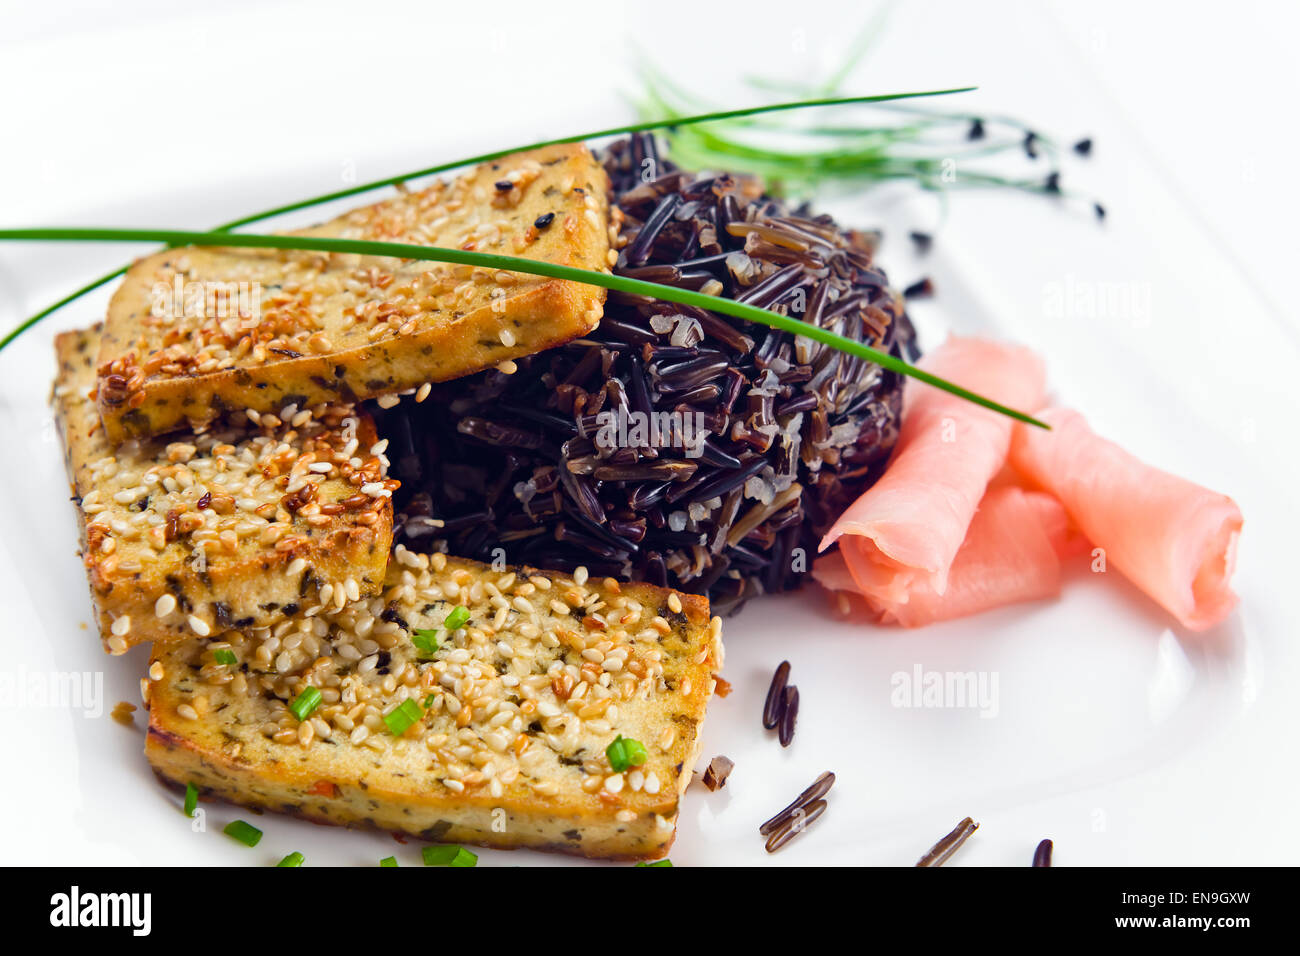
top-left (701, 755), bottom-right (734, 791)
top-left (381, 134), bottom-right (915, 614)
top-left (1032, 838), bottom-right (1053, 867)
top-left (762, 660), bottom-right (790, 729)
top-left (777, 684), bottom-right (799, 748)
top-left (916, 817), bottom-right (980, 867)
top-left (764, 798), bottom-right (827, 853)
top-left (759, 770), bottom-right (835, 836)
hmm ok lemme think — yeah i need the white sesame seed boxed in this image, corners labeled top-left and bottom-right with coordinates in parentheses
top-left (377, 394), bottom-right (401, 409)
top-left (604, 774), bottom-right (625, 794)
top-left (499, 328), bottom-right (517, 347)
top-left (416, 383), bottom-right (432, 403)
top-left (155, 594), bottom-right (176, 617)
top-left (111, 615), bottom-right (132, 636)
top-left (188, 615), bottom-right (211, 637)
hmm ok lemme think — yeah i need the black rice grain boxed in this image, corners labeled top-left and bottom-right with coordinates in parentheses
top-left (916, 817), bottom-right (980, 867)
top-left (764, 798), bottom-right (827, 853)
top-left (762, 660), bottom-right (791, 729)
top-left (759, 770), bottom-right (836, 836)
top-left (777, 684), bottom-right (799, 747)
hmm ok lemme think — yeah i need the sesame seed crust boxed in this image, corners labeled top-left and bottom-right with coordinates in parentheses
top-left (94, 144), bottom-right (611, 443)
top-left (145, 549), bottom-right (722, 860)
top-left (55, 327), bottom-right (394, 653)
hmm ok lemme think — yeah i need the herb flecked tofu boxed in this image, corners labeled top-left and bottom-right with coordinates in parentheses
top-left (93, 143), bottom-right (611, 443)
top-left (145, 550), bottom-right (723, 861)
top-left (54, 326), bottom-right (394, 653)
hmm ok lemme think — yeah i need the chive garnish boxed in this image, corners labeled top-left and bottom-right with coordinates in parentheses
top-left (213, 649), bottom-right (238, 666)
top-left (383, 698), bottom-right (424, 736)
top-left (0, 88), bottom-right (973, 352)
top-left (0, 227), bottom-right (1044, 428)
top-left (276, 851), bottom-right (304, 867)
top-left (223, 820), bottom-right (263, 847)
top-left (443, 606), bottom-right (471, 631)
top-left (289, 686), bottom-right (322, 722)
top-left (183, 782), bottom-right (199, 817)
top-left (379, 856), bottom-right (399, 867)
top-left (635, 859), bottom-right (674, 867)
top-left (606, 735), bottom-right (648, 773)
top-left (411, 628), bottom-right (440, 658)
top-left (422, 845), bottom-right (477, 867)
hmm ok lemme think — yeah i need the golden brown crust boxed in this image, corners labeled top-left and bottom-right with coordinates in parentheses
top-left (145, 554), bottom-right (723, 860)
top-left (96, 144), bottom-right (611, 442)
top-left (54, 326), bottom-right (393, 653)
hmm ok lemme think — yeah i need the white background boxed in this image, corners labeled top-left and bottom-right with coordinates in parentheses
top-left (0, 0), bottom-right (1297, 867)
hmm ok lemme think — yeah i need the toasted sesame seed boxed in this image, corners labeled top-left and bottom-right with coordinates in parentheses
top-left (111, 615), bottom-right (132, 636)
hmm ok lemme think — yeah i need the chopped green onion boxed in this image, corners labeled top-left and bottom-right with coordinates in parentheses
top-left (276, 851), bottom-right (304, 867)
top-left (183, 782), bottom-right (199, 817)
top-left (606, 735), bottom-right (648, 773)
top-left (412, 628), bottom-right (440, 658)
top-left (422, 694), bottom-right (437, 709)
top-left (289, 686), bottom-right (322, 722)
top-left (223, 820), bottom-right (263, 847)
top-left (213, 649), bottom-right (238, 666)
top-left (0, 227), bottom-right (1045, 428)
top-left (383, 698), bottom-right (424, 736)
top-left (636, 859), bottom-right (674, 867)
top-left (422, 845), bottom-right (478, 867)
top-left (443, 606), bottom-right (471, 631)
top-left (379, 856), bottom-right (399, 867)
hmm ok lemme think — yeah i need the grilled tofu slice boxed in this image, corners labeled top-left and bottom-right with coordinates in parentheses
top-left (95, 144), bottom-right (611, 443)
top-left (145, 549), bottom-right (723, 861)
top-left (54, 326), bottom-right (394, 653)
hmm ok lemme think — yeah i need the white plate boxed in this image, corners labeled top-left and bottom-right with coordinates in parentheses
top-left (2, 1), bottom-right (1297, 868)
